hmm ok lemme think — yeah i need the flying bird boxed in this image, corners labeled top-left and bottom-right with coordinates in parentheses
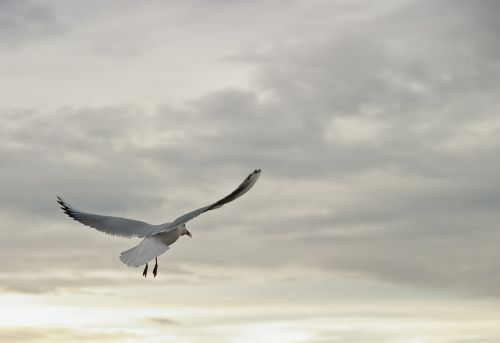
top-left (57, 169), bottom-right (261, 277)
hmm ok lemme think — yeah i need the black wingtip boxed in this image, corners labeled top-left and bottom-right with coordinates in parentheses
top-left (246, 169), bottom-right (261, 180)
top-left (56, 196), bottom-right (79, 221)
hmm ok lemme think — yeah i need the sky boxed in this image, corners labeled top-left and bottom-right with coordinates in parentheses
top-left (1, 0), bottom-right (500, 342)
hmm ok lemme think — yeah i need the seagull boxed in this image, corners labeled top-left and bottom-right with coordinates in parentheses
top-left (57, 169), bottom-right (261, 277)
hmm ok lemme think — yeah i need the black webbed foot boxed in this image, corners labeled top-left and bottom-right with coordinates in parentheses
top-left (153, 258), bottom-right (158, 277)
top-left (143, 263), bottom-right (148, 278)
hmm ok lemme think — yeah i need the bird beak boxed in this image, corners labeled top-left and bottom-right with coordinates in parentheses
top-left (186, 230), bottom-right (192, 238)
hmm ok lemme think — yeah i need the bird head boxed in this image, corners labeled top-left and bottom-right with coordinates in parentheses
top-left (181, 224), bottom-right (192, 238)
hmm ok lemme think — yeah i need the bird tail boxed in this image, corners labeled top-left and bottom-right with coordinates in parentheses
top-left (119, 236), bottom-right (169, 267)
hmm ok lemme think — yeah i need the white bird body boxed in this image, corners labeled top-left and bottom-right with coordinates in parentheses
top-left (157, 225), bottom-right (186, 246)
top-left (57, 169), bottom-right (261, 276)
top-left (119, 224), bottom-right (188, 268)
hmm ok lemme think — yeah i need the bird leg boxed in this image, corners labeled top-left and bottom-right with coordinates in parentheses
top-left (142, 263), bottom-right (148, 278)
top-left (153, 258), bottom-right (158, 277)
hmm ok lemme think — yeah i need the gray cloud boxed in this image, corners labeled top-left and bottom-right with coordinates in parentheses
top-left (148, 317), bottom-right (181, 326)
top-left (0, 0), bottom-right (62, 47)
top-left (1, 0), bottom-right (500, 301)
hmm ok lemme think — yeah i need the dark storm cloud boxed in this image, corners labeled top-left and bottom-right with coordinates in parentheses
top-left (1, 0), bottom-right (500, 297)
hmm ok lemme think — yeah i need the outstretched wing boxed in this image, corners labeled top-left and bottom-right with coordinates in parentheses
top-left (57, 196), bottom-right (155, 238)
top-left (158, 169), bottom-right (261, 233)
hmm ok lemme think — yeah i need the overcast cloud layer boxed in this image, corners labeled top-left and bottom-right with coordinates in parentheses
top-left (1, 0), bottom-right (500, 342)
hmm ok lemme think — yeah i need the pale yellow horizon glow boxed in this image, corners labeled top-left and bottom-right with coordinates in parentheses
top-left (2, 273), bottom-right (500, 342)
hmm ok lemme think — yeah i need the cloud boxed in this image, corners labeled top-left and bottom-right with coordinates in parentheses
top-left (148, 317), bottom-right (181, 326)
top-left (0, 327), bottom-right (134, 342)
top-left (1, 0), bottom-right (500, 300)
top-left (0, 0), bottom-right (62, 47)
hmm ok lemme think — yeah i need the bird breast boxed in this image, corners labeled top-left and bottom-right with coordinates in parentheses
top-left (156, 227), bottom-right (182, 246)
